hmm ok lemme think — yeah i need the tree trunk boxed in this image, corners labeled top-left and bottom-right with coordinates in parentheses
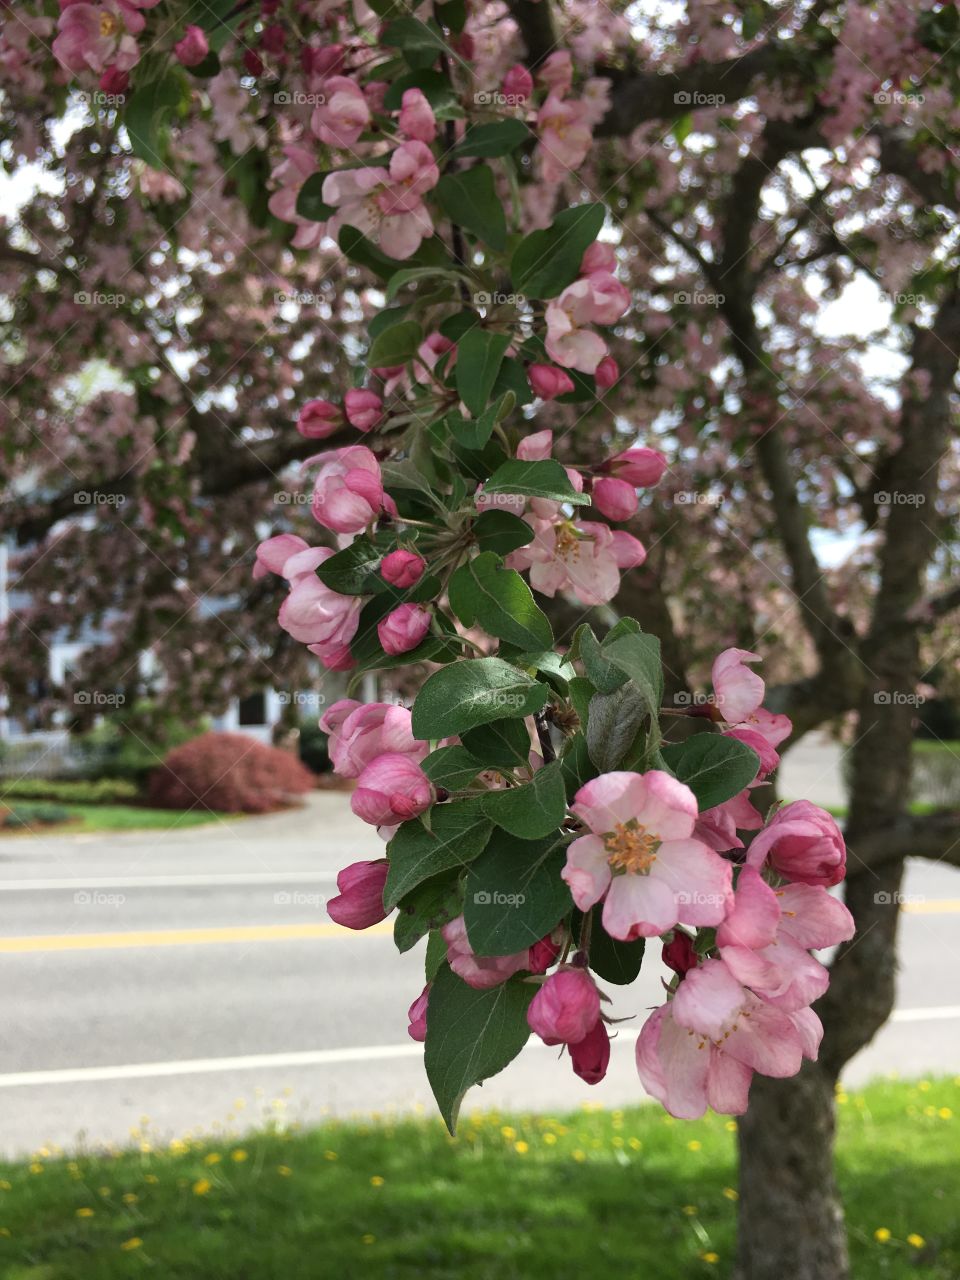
top-left (734, 1064), bottom-right (846, 1280)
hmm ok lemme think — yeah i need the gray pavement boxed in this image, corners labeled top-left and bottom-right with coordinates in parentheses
top-left (0, 778), bottom-right (957, 1158)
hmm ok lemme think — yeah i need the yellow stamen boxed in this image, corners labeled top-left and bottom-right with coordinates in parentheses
top-left (100, 13), bottom-right (120, 37)
top-left (603, 819), bottom-right (659, 874)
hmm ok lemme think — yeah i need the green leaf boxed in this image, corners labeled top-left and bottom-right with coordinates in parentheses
top-left (510, 204), bottom-right (606, 299)
top-left (425, 929), bottom-right (447, 980)
top-left (559, 733), bottom-right (596, 799)
top-left (185, 0), bottom-right (242, 50)
top-left (367, 319), bottom-right (423, 367)
top-left (659, 733), bottom-right (760, 812)
top-left (586, 686), bottom-right (651, 772)
top-left (448, 553), bottom-right (553, 651)
top-left (456, 330), bottom-right (510, 416)
top-left (481, 760), bottom-right (567, 839)
top-left (447, 402), bottom-right (499, 450)
top-left (464, 828), bottom-right (570, 954)
top-left (435, 167), bottom-right (507, 251)
top-left (461, 719), bottom-right (532, 770)
top-left (124, 72), bottom-right (185, 167)
top-left (382, 17), bottom-right (447, 69)
top-left (294, 172), bottom-right (334, 222)
top-left (472, 511), bottom-right (535, 556)
top-left (586, 911), bottom-right (646, 985)
top-left (385, 265), bottom-right (463, 303)
top-left (314, 538), bottom-right (383, 595)
top-left (421, 746), bottom-right (483, 791)
top-left (455, 119), bottom-right (531, 158)
top-left (425, 965), bottom-right (534, 1132)
top-left (573, 620), bottom-right (641, 694)
top-left (601, 630), bottom-right (664, 717)
top-left (384, 801), bottom-right (493, 907)
top-left (483, 459), bottom-right (590, 505)
top-left (567, 677), bottom-right (594, 730)
top-left (393, 873), bottom-right (462, 954)
top-left (411, 658), bottom-right (549, 740)
top-left (338, 225), bottom-right (450, 281)
top-left (382, 69), bottom-right (457, 111)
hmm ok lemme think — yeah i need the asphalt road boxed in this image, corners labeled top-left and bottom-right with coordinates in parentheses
top-left (0, 772), bottom-right (957, 1158)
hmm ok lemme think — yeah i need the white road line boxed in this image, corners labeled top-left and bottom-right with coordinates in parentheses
top-left (0, 1005), bottom-right (957, 1088)
top-left (0, 872), bottom-right (338, 892)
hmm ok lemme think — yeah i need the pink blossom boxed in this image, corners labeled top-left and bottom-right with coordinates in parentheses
top-left (311, 75), bottom-right (371, 147)
top-left (636, 1001), bottom-right (753, 1119)
top-left (581, 242), bottom-right (617, 275)
top-left (694, 789), bottom-right (764, 853)
top-left (441, 916), bottom-right (531, 990)
top-left (527, 934), bottom-right (561, 974)
top-left (725, 726), bottom-right (780, 778)
top-left (323, 142), bottom-right (437, 260)
top-left (563, 771), bottom-right (732, 940)
top-left (592, 476), bottom-right (638, 521)
top-left (611, 530), bottom-right (647, 569)
top-left (253, 533), bottom-right (309, 580)
top-left (326, 859), bottom-right (389, 930)
top-left (570, 1018), bottom-right (610, 1084)
top-left (539, 51), bottom-right (573, 96)
top-left (344, 388), bottom-right (383, 432)
top-left (502, 64), bottom-right (534, 103)
top-left (277, 551), bottom-right (362, 665)
top-left (310, 445), bottom-right (385, 534)
top-left (351, 752), bottom-right (435, 827)
top-left (746, 801), bottom-right (847, 887)
top-left (594, 356), bottom-right (619, 389)
top-left (527, 969), bottom-right (601, 1045)
top-left (377, 603), bottom-right (431, 656)
top-left (545, 274), bottom-right (629, 373)
top-left (319, 700), bottom-right (427, 778)
top-left (297, 399), bottom-right (342, 439)
top-left (711, 647), bottom-right (765, 724)
top-left (399, 88), bottom-right (437, 143)
top-left (716, 867), bottom-right (854, 1011)
top-left (54, 2), bottom-right (145, 74)
top-left (671, 958), bottom-right (815, 1077)
top-left (380, 549), bottom-right (425, 589)
top-left (662, 930), bottom-right (698, 976)
top-left (407, 984), bottom-right (429, 1041)
top-left (173, 24), bottom-right (208, 67)
top-left (508, 518), bottom-right (643, 605)
top-left (517, 429), bottom-right (554, 461)
top-left (607, 447), bottom-right (668, 487)
top-left (528, 363), bottom-right (575, 400)
top-left (537, 95), bottom-right (593, 184)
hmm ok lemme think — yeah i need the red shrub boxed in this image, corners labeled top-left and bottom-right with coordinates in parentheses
top-left (147, 732), bottom-right (315, 814)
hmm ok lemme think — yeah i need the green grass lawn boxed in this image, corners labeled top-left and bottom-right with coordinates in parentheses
top-left (0, 1078), bottom-right (956, 1278)
top-left (3, 803), bottom-right (231, 834)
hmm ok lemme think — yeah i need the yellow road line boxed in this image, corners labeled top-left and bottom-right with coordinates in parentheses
top-left (0, 922), bottom-right (394, 953)
top-left (901, 899), bottom-right (960, 914)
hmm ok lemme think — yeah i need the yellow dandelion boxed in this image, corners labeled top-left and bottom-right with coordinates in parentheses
top-left (362, 1234), bottom-right (376, 1245)
top-left (939, 1107), bottom-right (953, 1119)
top-left (76, 1208), bottom-right (95, 1218)
top-left (203, 1153), bottom-right (222, 1166)
top-left (682, 1205), bottom-right (698, 1216)
top-left (612, 1136), bottom-right (624, 1148)
top-left (501, 1126), bottom-right (517, 1140)
top-left (543, 1133), bottom-right (557, 1145)
top-left (723, 1187), bottom-right (739, 1201)
top-left (122, 1193), bottom-right (138, 1205)
top-left (923, 1105), bottom-right (936, 1117)
top-left (514, 1141), bottom-right (529, 1155)
top-left (724, 1120), bottom-right (737, 1132)
top-left (29, 1163), bottom-right (43, 1175)
top-left (906, 1234), bottom-right (925, 1249)
top-left (0, 1228), bottom-right (9, 1237)
top-left (324, 1150), bottom-right (338, 1161)
top-left (277, 1166), bottom-right (292, 1177)
top-left (629, 1137), bottom-right (642, 1151)
top-left (835, 1092), bottom-right (848, 1105)
top-left (370, 1175), bottom-right (385, 1187)
top-left (144, 1174), bottom-right (159, 1185)
top-left (918, 1081), bottom-right (931, 1092)
top-left (0, 1180), bottom-right (10, 1192)
top-left (192, 1179), bottom-right (212, 1196)
top-left (120, 1238), bottom-right (143, 1252)
top-left (700, 1251), bottom-right (719, 1264)
top-left (572, 1149), bottom-right (586, 1162)
top-left (168, 1139), bottom-right (188, 1155)
top-left (687, 1140), bottom-right (702, 1152)
top-left (139, 1142), bottom-right (153, 1154)
top-left (230, 1150), bottom-right (248, 1163)
top-left (873, 1228), bottom-right (891, 1243)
